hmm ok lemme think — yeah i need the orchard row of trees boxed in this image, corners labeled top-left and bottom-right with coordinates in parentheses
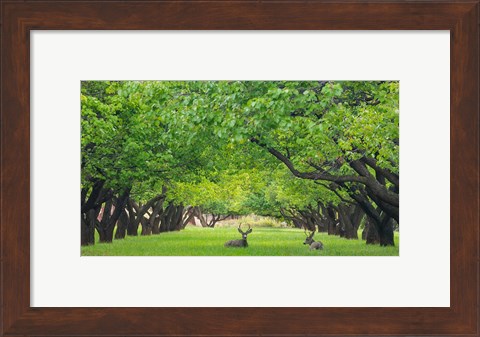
top-left (81, 80), bottom-right (399, 246)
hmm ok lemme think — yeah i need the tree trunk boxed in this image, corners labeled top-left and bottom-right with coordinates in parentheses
top-left (337, 204), bottom-right (357, 239)
top-left (351, 205), bottom-right (365, 233)
top-left (96, 199), bottom-right (113, 243)
top-left (152, 216), bottom-right (161, 234)
top-left (364, 217), bottom-right (380, 244)
top-left (159, 203), bottom-right (187, 231)
top-left (81, 214), bottom-right (89, 246)
top-left (132, 194), bottom-right (165, 235)
top-left (81, 179), bottom-right (105, 213)
top-left (323, 205), bottom-right (338, 235)
top-left (298, 210), bottom-right (316, 232)
top-left (114, 209), bottom-right (129, 239)
top-left (327, 221), bottom-right (337, 235)
top-left (378, 215), bottom-right (395, 246)
top-left (207, 213), bottom-right (229, 228)
top-left (96, 189), bottom-right (131, 243)
top-left (141, 215), bottom-right (150, 235)
top-left (81, 179), bottom-right (114, 246)
top-left (309, 204), bottom-right (327, 232)
top-left (150, 199), bottom-right (164, 234)
top-left (363, 213), bottom-right (393, 246)
top-left (337, 203), bottom-right (364, 240)
top-left (160, 203), bottom-right (175, 232)
top-left (280, 208), bottom-right (306, 229)
top-left (181, 207), bottom-right (196, 228)
top-left (187, 214), bottom-right (196, 225)
top-left (81, 209), bottom-right (97, 246)
top-left (343, 186), bottom-right (394, 246)
top-left (173, 205), bottom-right (185, 230)
top-left (126, 199), bottom-right (139, 236)
top-left (192, 206), bottom-right (208, 227)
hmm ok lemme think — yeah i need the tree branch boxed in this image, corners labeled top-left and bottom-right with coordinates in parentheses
top-left (250, 138), bottom-right (367, 184)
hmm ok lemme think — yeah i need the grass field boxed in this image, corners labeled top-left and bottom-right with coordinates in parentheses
top-left (81, 226), bottom-right (399, 256)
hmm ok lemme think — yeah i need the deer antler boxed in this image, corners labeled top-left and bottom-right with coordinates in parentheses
top-left (238, 223), bottom-right (245, 234)
top-left (239, 223), bottom-right (253, 234)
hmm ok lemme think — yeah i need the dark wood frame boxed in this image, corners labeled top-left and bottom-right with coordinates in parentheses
top-left (1, 1), bottom-right (478, 336)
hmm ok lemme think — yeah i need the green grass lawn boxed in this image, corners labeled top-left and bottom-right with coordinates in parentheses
top-left (81, 226), bottom-right (399, 256)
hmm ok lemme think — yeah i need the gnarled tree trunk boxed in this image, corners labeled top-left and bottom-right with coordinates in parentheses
top-left (114, 209), bottom-right (129, 239)
top-left (150, 199), bottom-right (164, 234)
top-left (192, 206), bottom-right (208, 227)
top-left (96, 188), bottom-right (131, 243)
top-left (363, 217), bottom-right (380, 244)
top-left (126, 199), bottom-right (139, 236)
top-left (160, 203), bottom-right (185, 232)
top-left (81, 208), bottom-right (99, 245)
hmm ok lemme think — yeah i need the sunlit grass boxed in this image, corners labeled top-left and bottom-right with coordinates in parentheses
top-left (81, 226), bottom-right (399, 256)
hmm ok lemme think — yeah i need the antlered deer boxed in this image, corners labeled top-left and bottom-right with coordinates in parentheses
top-left (224, 224), bottom-right (252, 248)
top-left (304, 229), bottom-right (324, 250)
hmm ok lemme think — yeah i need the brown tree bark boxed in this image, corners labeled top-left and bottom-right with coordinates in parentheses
top-left (337, 203), bottom-right (357, 239)
top-left (206, 213), bottom-right (230, 228)
top-left (96, 188), bottom-right (131, 243)
top-left (114, 209), bottom-right (129, 239)
top-left (180, 207), bottom-right (196, 229)
top-left (81, 207), bottom-right (99, 246)
top-left (280, 208), bottom-right (306, 229)
top-left (149, 199), bottom-right (164, 234)
top-left (141, 215), bottom-right (150, 235)
top-left (126, 199), bottom-right (139, 236)
top-left (192, 206), bottom-right (208, 227)
top-left (132, 194), bottom-right (165, 234)
top-left (336, 203), bottom-right (364, 239)
top-left (81, 179), bottom-right (115, 245)
top-left (96, 199), bottom-right (113, 243)
top-left (363, 217), bottom-right (380, 244)
top-left (321, 205), bottom-right (338, 235)
top-left (378, 215), bottom-right (395, 246)
top-left (160, 203), bottom-right (184, 232)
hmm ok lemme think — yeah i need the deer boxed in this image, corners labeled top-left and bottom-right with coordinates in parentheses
top-left (224, 224), bottom-right (252, 248)
top-left (303, 229), bottom-right (324, 250)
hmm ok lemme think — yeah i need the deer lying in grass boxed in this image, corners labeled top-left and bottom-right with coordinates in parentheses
top-left (304, 229), bottom-right (324, 250)
top-left (224, 224), bottom-right (252, 248)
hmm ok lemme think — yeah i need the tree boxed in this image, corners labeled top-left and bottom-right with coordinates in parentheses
top-left (81, 81), bottom-right (224, 243)
top-left (215, 81), bottom-right (399, 245)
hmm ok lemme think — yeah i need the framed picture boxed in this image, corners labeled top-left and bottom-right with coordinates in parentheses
top-left (1, 1), bottom-right (478, 336)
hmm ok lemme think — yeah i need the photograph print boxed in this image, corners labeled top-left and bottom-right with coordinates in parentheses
top-left (81, 81), bottom-right (399, 256)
